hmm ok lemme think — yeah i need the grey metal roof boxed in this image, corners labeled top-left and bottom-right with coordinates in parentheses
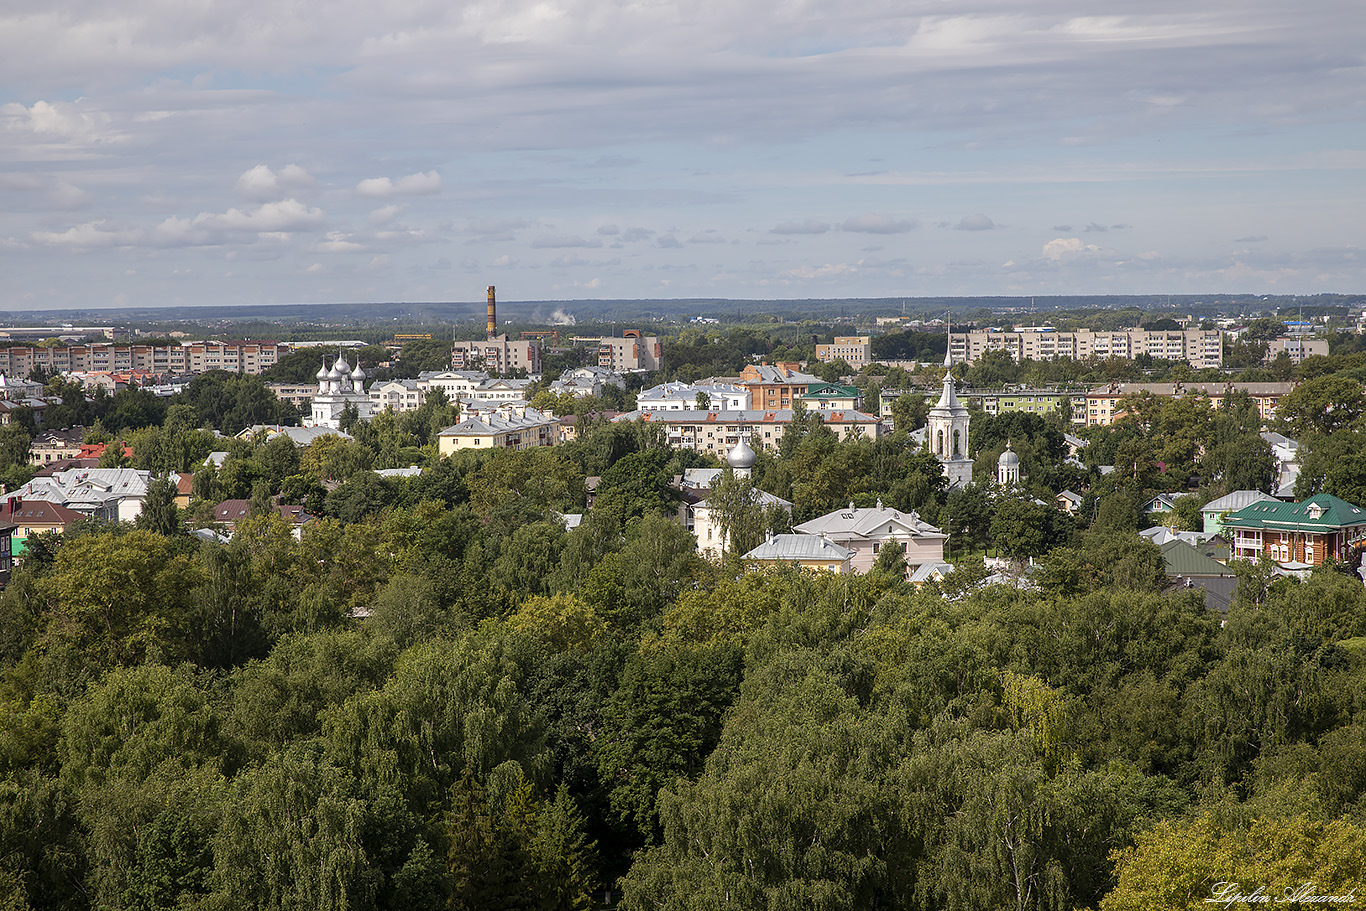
top-left (1202, 490), bottom-right (1277, 514)
top-left (794, 502), bottom-right (944, 541)
top-left (744, 534), bottom-right (852, 562)
top-left (438, 408), bottom-right (557, 436)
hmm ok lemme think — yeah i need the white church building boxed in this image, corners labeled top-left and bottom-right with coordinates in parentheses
top-left (308, 352), bottom-right (373, 430)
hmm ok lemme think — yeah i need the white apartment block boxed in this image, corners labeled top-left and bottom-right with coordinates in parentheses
top-left (367, 379), bottom-right (425, 413)
top-left (472, 378), bottom-right (534, 403)
top-left (369, 372), bottom-right (533, 413)
top-left (418, 370), bottom-right (493, 402)
top-left (949, 327), bottom-right (1223, 368)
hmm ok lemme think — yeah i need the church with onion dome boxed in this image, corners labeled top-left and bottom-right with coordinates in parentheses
top-left (307, 351), bottom-right (374, 430)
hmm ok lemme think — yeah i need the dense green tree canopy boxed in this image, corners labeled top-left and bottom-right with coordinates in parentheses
top-left (9, 322), bottom-right (1366, 911)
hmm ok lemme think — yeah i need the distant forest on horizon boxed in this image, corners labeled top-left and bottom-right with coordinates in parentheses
top-left (3, 292), bottom-right (1365, 330)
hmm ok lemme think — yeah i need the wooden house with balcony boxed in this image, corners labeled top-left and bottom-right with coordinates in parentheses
top-left (1224, 494), bottom-right (1366, 568)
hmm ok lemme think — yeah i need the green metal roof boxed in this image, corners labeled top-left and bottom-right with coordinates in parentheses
top-left (1160, 539), bottom-right (1235, 577)
top-left (1223, 493), bottom-right (1366, 532)
top-left (804, 383), bottom-right (860, 398)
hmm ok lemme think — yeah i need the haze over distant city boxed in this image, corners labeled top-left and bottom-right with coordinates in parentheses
top-left (2, 0), bottom-right (1363, 310)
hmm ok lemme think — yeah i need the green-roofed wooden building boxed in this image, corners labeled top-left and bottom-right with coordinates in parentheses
top-left (802, 383), bottom-right (862, 411)
top-left (1224, 493), bottom-right (1366, 568)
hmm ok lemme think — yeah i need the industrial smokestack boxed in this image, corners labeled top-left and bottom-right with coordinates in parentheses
top-left (487, 286), bottom-right (497, 340)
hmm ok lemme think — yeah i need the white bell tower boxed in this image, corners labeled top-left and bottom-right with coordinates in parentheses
top-left (927, 348), bottom-right (974, 486)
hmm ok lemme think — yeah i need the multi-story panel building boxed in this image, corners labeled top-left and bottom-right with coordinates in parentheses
top-left (0, 341), bottom-right (287, 377)
top-left (959, 389), bottom-right (1073, 416)
top-left (950, 327), bottom-right (1224, 368)
top-left (815, 336), bottom-right (872, 368)
top-left (596, 330), bottom-right (661, 372)
top-left (1265, 336), bottom-right (1328, 365)
top-left (268, 383), bottom-right (322, 409)
top-left (1077, 382), bottom-right (1296, 427)
top-left (450, 335), bottom-right (542, 374)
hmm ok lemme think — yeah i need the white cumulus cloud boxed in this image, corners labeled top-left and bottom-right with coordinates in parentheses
top-left (355, 170), bottom-right (442, 198)
top-left (30, 221), bottom-right (133, 247)
top-left (2, 99), bottom-right (117, 145)
top-left (234, 163), bottom-right (316, 200)
top-left (1042, 237), bottom-right (1102, 260)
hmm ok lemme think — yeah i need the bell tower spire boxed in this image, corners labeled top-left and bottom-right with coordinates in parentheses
top-left (926, 345), bottom-right (974, 486)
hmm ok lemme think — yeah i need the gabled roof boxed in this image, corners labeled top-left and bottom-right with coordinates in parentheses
top-left (0, 500), bottom-right (85, 526)
top-left (1160, 539), bottom-right (1236, 577)
top-left (637, 381), bottom-right (746, 402)
top-left (1143, 492), bottom-right (1191, 511)
top-left (214, 499), bottom-right (251, 522)
top-left (680, 468), bottom-right (724, 489)
top-left (1223, 493), bottom-right (1366, 532)
top-left (908, 561), bottom-right (955, 583)
top-left (32, 427), bottom-right (87, 447)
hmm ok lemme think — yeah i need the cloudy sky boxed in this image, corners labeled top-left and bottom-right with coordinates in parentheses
top-left (3, 0), bottom-right (1364, 310)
